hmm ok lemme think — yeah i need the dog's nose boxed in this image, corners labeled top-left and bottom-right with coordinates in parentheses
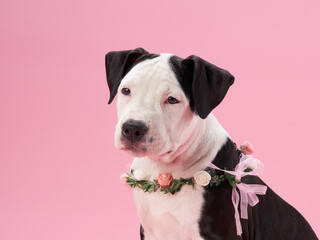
top-left (121, 120), bottom-right (148, 142)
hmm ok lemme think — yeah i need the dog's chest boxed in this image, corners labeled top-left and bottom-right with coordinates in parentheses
top-left (132, 185), bottom-right (205, 240)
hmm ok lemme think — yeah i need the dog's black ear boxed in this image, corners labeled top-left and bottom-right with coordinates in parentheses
top-left (105, 48), bottom-right (149, 104)
top-left (170, 55), bottom-right (234, 119)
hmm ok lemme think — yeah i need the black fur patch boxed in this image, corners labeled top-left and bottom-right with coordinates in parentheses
top-left (199, 138), bottom-right (318, 239)
top-left (105, 48), bottom-right (159, 104)
top-left (169, 55), bottom-right (234, 119)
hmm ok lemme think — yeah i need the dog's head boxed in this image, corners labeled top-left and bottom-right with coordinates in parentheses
top-left (105, 48), bottom-right (234, 162)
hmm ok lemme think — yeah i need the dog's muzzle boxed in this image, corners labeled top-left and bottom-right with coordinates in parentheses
top-left (121, 119), bottom-right (148, 144)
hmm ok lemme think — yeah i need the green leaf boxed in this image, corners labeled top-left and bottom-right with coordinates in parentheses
top-left (172, 179), bottom-right (179, 185)
top-left (186, 179), bottom-right (193, 185)
top-left (145, 185), bottom-right (151, 192)
top-left (171, 182), bottom-right (182, 192)
top-left (215, 181), bottom-right (221, 187)
top-left (141, 183), bottom-right (150, 189)
top-left (229, 180), bottom-right (237, 188)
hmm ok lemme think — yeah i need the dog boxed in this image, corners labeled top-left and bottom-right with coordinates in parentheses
top-left (105, 48), bottom-right (318, 240)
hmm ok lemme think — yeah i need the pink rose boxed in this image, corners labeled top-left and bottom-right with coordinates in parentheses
top-left (120, 173), bottom-right (129, 187)
top-left (240, 141), bottom-right (254, 155)
top-left (158, 173), bottom-right (173, 188)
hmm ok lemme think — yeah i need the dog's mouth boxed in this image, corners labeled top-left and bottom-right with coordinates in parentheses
top-left (120, 144), bottom-right (148, 157)
top-left (118, 132), bottom-right (175, 159)
top-left (121, 144), bottom-right (174, 158)
top-left (157, 150), bottom-right (173, 157)
top-left (122, 146), bottom-right (146, 152)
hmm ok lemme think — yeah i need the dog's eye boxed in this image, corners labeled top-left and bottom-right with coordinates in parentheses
top-left (166, 96), bottom-right (180, 104)
top-left (121, 88), bottom-right (131, 96)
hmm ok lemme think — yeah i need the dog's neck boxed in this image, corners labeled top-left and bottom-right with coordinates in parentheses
top-left (131, 114), bottom-right (231, 179)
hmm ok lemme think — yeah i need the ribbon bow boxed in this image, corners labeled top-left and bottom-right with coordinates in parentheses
top-left (208, 155), bottom-right (267, 236)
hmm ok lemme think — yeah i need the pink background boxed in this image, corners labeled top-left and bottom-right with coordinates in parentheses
top-left (1, 0), bottom-right (319, 239)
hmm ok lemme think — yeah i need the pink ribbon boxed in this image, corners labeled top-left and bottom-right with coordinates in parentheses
top-left (208, 155), bottom-right (267, 236)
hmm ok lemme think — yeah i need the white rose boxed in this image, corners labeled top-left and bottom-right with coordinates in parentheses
top-left (248, 161), bottom-right (258, 170)
top-left (194, 171), bottom-right (211, 186)
top-left (134, 170), bottom-right (148, 181)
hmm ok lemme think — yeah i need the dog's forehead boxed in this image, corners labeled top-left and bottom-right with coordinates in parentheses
top-left (121, 54), bottom-right (179, 88)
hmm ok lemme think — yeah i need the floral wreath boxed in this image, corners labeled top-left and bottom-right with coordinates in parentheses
top-left (120, 141), bottom-right (267, 236)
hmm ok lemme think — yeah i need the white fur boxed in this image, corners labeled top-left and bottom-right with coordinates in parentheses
top-left (115, 54), bottom-right (229, 240)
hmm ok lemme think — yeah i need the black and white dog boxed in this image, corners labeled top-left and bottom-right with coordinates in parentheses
top-left (105, 48), bottom-right (317, 240)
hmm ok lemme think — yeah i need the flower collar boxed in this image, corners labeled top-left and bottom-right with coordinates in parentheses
top-left (124, 165), bottom-right (243, 195)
